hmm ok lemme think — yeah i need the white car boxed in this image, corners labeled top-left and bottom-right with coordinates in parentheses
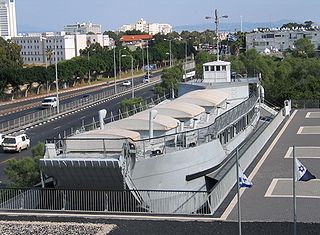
top-left (2, 134), bottom-right (30, 152)
top-left (41, 96), bottom-right (58, 108)
top-left (0, 134), bottom-right (5, 146)
top-left (122, 81), bottom-right (131, 86)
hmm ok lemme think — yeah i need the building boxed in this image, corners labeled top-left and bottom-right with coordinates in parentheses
top-left (64, 22), bottom-right (102, 35)
top-left (0, 0), bottom-right (17, 38)
top-left (119, 18), bottom-right (172, 35)
top-left (120, 34), bottom-right (153, 48)
top-left (12, 32), bottom-right (111, 65)
top-left (246, 29), bottom-right (320, 53)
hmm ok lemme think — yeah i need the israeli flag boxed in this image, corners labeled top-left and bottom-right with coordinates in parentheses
top-left (239, 166), bottom-right (253, 188)
top-left (295, 159), bottom-right (316, 182)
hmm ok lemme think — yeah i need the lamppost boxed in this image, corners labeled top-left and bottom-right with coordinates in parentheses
top-left (205, 9), bottom-right (228, 61)
top-left (54, 34), bottom-right (59, 113)
top-left (164, 38), bottom-right (172, 67)
top-left (87, 50), bottom-right (91, 83)
top-left (121, 54), bottom-right (134, 98)
top-left (185, 40), bottom-right (187, 80)
top-left (113, 46), bottom-right (117, 93)
top-left (146, 40), bottom-right (150, 80)
top-left (141, 40), bottom-right (145, 71)
top-left (119, 48), bottom-right (123, 82)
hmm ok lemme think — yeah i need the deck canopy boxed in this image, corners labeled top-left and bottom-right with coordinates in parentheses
top-left (177, 89), bottom-right (228, 108)
top-left (72, 128), bottom-right (141, 140)
top-left (106, 111), bottom-right (179, 131)
top-left (154, 101), bottom-right (205, 119)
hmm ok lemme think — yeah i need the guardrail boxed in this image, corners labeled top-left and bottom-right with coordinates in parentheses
top-left (0, 188), bottom-right (210, 215)
top-left (292, 100), bottom-right (320, 109)
top-left (0, 79), bottom-right (160, 135)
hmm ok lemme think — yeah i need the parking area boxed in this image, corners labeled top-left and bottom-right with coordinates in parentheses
top-left (219, 109), bottom-right (320, 223)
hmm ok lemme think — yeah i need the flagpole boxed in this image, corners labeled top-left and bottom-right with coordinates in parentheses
top-left (236, 148), bottom-right (242, 235)
top-left (293, 145), bottom-right (297, 235)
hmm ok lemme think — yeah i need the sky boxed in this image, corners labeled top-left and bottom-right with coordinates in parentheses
top-left (16, 0), bottom-right (320, 33)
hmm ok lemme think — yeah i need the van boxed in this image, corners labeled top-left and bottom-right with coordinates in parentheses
top-left (2, 134), bottom-right (30, 152)
top-left (42, 97), bottom-right (58, 108)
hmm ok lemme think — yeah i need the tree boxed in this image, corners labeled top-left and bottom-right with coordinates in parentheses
top-left (292, 38), bottom-right (315, 58)
top-left (4, 143), bottom-right (45, 188)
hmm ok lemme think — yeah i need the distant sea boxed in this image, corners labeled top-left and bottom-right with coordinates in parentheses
top-left (18, 19), bottom-right (294, 34)
top-left (173, 19), bottom-right (293, 32)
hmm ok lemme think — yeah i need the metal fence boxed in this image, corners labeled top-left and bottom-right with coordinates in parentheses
top-left (0, 188), bottom-right (210, 215)
top-left (0, 80), bottom-right (160, 134)
top-left (292, 100), bottom-right (320, 109)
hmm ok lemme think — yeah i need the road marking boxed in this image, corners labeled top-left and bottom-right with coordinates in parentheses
top-left (54, 126), bottom-right (61, 130)
top-left (297, 126), bottom-right (320, 134)
top-left (284, 146), bottom-right (320, 159)
top-left (264, 178), bottom-right (320, 199)
top-left (220, 110), bottom-right (298, 220)
top-left (306, 112), bottom-right (320, 118)
top-left (265, 179), bottom-right (279, 197)
top-left (0, 157), bottom-right (15, 165)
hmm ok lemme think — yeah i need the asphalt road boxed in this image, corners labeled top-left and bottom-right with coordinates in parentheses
top-left (0, 72), bottom-right (161, 123)
top-left (218, 109), bottom-right (320, 223)
top-left (0, 84), bottom-right (157, 186)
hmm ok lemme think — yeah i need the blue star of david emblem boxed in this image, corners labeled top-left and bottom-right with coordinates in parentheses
top-left (298, 166), bottom-right (304, 172)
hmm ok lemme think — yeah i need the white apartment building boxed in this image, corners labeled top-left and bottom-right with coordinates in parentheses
top-left (0, 0), bottom-right (17, 38)
top-left (246, 29), bottom-right (320, 53)
top-left (64, 22), bottom-right (102, 35)
top-left (119, 18), bottom-right (172, 35)
top-left (12, 32), bottom-right (111, 65)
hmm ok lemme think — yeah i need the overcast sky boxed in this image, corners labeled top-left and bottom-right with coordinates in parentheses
top-left (16, 0), bottom-right (320, 32)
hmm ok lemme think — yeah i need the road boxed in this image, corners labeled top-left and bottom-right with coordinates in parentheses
top-left (0, 76), bottom-right (159, 186)
top-left (0, 71), bottom-right (161, 123)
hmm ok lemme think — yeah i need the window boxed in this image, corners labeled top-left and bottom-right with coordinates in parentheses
top-left (210, 66), bottom-right (215, 71)
top-left (205, 66), bottom-right (209, 71)
top-left (216, 66), bottom-right (221, 71)
top-left (221, 66), bottom-right (226, 71)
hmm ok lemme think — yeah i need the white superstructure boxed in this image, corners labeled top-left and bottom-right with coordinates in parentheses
top-left (0, 0), bottom-right (17, 38)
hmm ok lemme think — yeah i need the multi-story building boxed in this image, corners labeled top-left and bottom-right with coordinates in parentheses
top-left (12, 32), bottom-right (111, 65)
top-left (119, 18), bottom-right (172, 35)
top-left (246, 29), bottom-right (320, 53)
top-left (64, 22), bottom-right (102, 35)
top-left (0, 0), bottom-right (17, 38)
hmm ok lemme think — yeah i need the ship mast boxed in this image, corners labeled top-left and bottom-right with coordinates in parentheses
top-left (215, 9), bottom-right (219, 61)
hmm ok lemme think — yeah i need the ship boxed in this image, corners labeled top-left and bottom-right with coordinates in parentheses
top-left (39, 59), bottom-right (262, 214)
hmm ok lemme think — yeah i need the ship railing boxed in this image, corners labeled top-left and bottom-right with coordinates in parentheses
top-left (0, 188), bottom-right (210, 215)
top-left (134, 95), bottom-right (258, 159)
top-left (48, 94), bottom-right (257, 158)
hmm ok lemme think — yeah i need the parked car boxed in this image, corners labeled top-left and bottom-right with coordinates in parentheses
top-left (0, 134), bottom-right (5, 146)
top-left (122, 81), bottom-right (131, 86)
top-left (41, 97), bottom-right (58, 108)
top-left (2, 134), bottom-right (30, 152)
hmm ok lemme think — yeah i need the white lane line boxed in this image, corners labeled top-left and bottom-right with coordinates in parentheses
top-left (284, 147), bottom-right (293, 159)
top-left (306, 112), bottom-right (311, 118)
top-left (264, 179), bottom-right (279, 197)
top-left (284, 146), bottom-right (320, 159)
top-left (297, 127), bottom-right (303, 134)
top-left (54, 126), bottom-right (61, 130)
top-left (220, 110), bottom-right (298, 220)
top-left (264, 178), bottom-right (320, 199)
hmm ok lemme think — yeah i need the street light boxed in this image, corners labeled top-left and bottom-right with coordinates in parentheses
top-left (87, 51), bottom-right (91, 83)
top-left (113, 46), bottom-right (117, 93)
top-left (121, 54), bottom-right (134, 98)
top-left (54, 34), bottom-right (59, 114)
top-left (205, 9), bottom-right (228, 61)
top-left (140, 40), bottom-right (145, 71)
